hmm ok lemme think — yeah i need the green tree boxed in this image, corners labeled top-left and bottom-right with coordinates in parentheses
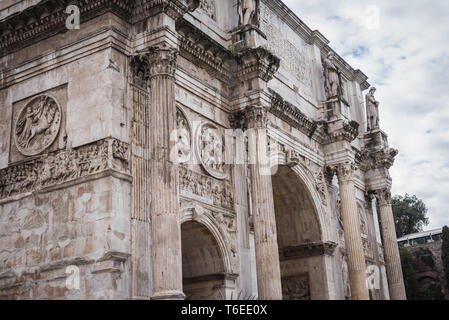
top-left (442, 226), bottom-right (449, 290)
top-left (400, 247), bottom-right (418, 299)
top-left (392, 194), bottom-right (429, 238)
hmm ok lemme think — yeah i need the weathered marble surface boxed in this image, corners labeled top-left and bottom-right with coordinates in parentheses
top-left (0, 0), bottom-right (403, 300)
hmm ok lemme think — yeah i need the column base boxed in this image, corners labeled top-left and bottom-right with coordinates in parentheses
top-left (389, 283), bottom-right (407, 300)
top-left (151, 290), bottom-right (186, 300)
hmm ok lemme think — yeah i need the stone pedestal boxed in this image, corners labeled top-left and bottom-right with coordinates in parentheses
top-left (336, 162), bottom-right (370, 300)
top-left (246, 106), bottom-right (283, 300)
top-left (376, 188), bottom-right (407, 300)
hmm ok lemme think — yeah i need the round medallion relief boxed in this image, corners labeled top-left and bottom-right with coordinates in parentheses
top-left (14, 95), bottom-right (62, 156)
top-left (196, 122), bottom-right (227, 180)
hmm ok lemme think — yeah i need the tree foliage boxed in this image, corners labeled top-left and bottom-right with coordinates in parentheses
top-left (442, 226), bottom-right (449, 290)
top-left (400, 247), bottom-right (417, 299)
top-left (392, 194), bottom-right (429, 238)
top-left (400, 247), bottom-right (445, 300)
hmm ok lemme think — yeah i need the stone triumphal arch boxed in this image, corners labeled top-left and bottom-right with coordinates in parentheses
top-left (0, 0), bottom-right (405, 300)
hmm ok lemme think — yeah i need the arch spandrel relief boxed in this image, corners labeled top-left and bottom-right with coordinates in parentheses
top-left (175, 106), bottom-right (193, 164)
top-left (14, 95), bottom-right (61, 157)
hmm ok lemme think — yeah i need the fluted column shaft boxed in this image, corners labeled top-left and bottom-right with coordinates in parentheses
top-left (246, 106), bottom-right (282, 300)
top-left (336, 162), bottom-right (370, 300)
top-left (376, 188), bottom-right (407, 300)
top-left (148, 45), bottom-right (184, 300)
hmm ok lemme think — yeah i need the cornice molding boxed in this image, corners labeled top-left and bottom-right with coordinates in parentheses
top-left (325, 119), bottom-right (360, 144)
top-left (0, 0), bottom-right (199, 57)
top-left (360, 130), bottom-right (399, 171)
top-left (269, 89), bottom-right (316, 136)
top-left (279, 241), bottom-right (338, 261)
top-left (176, 18), bottom-right (233, 84)
top-left (0, 0), bottom-right (134, 56)
top-left (236, 47), bottom-right (280, 82)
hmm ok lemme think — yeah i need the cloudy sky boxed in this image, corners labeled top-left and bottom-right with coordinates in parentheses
top-left (282, 0), bottom-right (449, 229)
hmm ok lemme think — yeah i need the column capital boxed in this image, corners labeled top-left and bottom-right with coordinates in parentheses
top-left (244, 105), bottom-right (269, 129)
top-left (334, 161), bottom-right (357, 183)
top-left (143, 44), bottom-right (178, 78)
top-left (375, 188), bottom-right (392, 207)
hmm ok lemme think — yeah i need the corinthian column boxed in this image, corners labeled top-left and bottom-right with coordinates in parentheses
top-left (148, 45), bottom-right (184, 300)
top-left (335, 161), bottom-right (370, 300)
top-left (376, 188), bottom-right (407, 300)
top-left (245, 106), bottom-right (283, 300)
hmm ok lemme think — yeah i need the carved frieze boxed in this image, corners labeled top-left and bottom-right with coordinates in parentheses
top-left (179, 166), bottom-right (234, 211)
top-left (196, 122), bottom-right (227, 180)
top-left (0, 138), bottom-right (129, 200)
top-left (14, 95), bottom-right (62, 157)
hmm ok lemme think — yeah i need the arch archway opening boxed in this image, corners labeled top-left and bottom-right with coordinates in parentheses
top-left (181, 221), bottom-right (226, 300)
top-left (272, 165), bottom-right (329, 300)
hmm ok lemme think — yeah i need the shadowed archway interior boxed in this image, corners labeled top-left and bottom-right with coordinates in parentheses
top-left (181, 221), bottom-right (226, 300)
top-left (272, 165), bottom-right (327, 300)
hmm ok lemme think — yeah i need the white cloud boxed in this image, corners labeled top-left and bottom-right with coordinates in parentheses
top-left (283, 0), bottom-right (449, 229)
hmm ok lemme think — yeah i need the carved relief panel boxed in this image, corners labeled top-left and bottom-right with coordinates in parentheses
top-left (195, 121), bottom-right (227, 180)
top-left (175, 107), bottom-right (192, 164)
top-left (282, 273), bottom-right (311, 300)
top-left (10, 85), bottom-right (67, 163)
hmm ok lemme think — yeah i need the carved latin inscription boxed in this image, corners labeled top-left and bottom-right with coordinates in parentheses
top-left (14, 95), bottom-right (61, 156)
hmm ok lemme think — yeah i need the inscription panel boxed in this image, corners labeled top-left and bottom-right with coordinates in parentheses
top-left (260, 2), bottom-right (314, 100)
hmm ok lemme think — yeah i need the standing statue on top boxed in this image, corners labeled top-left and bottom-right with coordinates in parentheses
top-left (366, 87), bottom-right (380, 130)
top-left (238, 0), bottom-right (258, 26)
top-left (323, 52), bottom-right (341, 99)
